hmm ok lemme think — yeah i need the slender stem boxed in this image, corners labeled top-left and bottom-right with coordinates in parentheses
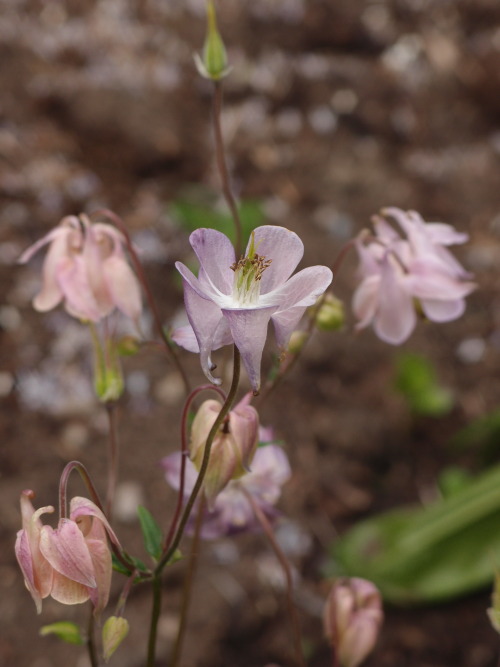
top-left (115, 570), bottom-right (138, 617)
top-left (212, 81), bottom-right (243, 256)
top-left (87, 607), bottom-right (99, 667)
top-left (156, 347), bottom-right (240, 573)
top-left (169, 497), bottom-right (205, 667)
top-left (163, 384), bottom-right (226, 551)
top-left (332, 647), bottom-right (340, 667)
top-left (105, 401), bottom-right (119, 518)
top-left (89, 208), bottom-right (190, 395)
top-left (244, 489), bottom-right (306, 667)
top-left (146, 575), bottom-right (162, 667)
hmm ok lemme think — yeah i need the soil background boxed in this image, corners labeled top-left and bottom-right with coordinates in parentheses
top-left (1, 1), bottom-right (500, 666)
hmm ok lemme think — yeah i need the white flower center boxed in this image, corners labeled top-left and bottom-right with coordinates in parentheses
top-left (230, 234), bottom-right (272, 307)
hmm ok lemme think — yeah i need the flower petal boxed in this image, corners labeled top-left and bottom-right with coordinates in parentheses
top-left (161, 452), bottom-right (199, 495)
top-left (251, 226), bottom-right (304, 294)
top-left (39, 521), bottom-right (96, 588)
top-left (374, 256), bottom-right (416, 344)
top-left (86, 538), bottom-right (112, 614)
top-left (221, 306), bottom-right (277, 392)
top-left (56, 255), bottom-right (101, 321)
top-left (420, 298), bottom-right (465, 322)
top-left (69, 497), bottom-right (120, 548)
top-left (189, 228), bottom-right (235, 295)
top-left (102, 254), bottom-right (142, 320)
top-left (50, 570), bottom-right (90, 606)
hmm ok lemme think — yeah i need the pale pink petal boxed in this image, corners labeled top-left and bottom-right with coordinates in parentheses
top-left (85, 538), bottom-right (112, 614)
top-left (221, 306), bottom-right (277, 392)
top-left (189, 228), bottom-right (235, 294)
top-left (424, 222), bottom-right (469, 246)
top-left (252, 226), bottom-right (304, 294)
top-left (56, 255), bottom-right (101, 321)
top-left (32, 229), bottom-right (75, 312)
top-left (161, 452), bottom-right (199, 495)
top-left (102, 255), bottom-right (142, 320)
top-left (420, 298), bottom-right (465, 322)
top-left (171, 324), bottom-right (201, 352)
top-left (374, 256), bottom-right (416, 344)
top-left (50, 570), bottom-right (90, 606)
top-left (405, 259), bottom-right (476, 300)
top-left (352, 275), bottom-right (380, 330)
top-left (69, 497), bottom-right (120, 548)
top-left (39, 521), bottom-right (96, 588)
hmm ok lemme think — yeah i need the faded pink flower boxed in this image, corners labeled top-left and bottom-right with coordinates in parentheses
top-left (15, 491), bottom-right (119, 614)
top-left (19, 214), bottom-right (141, 323)
top-left (324, 578), bottom-right (383, 667)
top-left (352, 208), bottom-right (475, 344)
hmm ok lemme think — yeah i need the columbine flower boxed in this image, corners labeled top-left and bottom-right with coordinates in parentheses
top-left (323, 578), bottom-right (383, 667)
top-left (15, 491), bottom-right (119, 614)
top-left (162, 443), bottom-right (291, 539)
top-left (190, 394), bottom-right (259, 507)
top-left (352, 208), bottom-right (475, 344)
top-left (19, 214), bottom-right (142, 323)
top-left (174, 226), bottom-right (333, 392)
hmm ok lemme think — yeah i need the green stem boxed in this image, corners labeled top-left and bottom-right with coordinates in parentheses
top-left (87, 606), bottom-right (99, 667)
top-left (244, 489), bottom-right (306, 667)
top-left (156, 347), bottom-right (240, 574)
top-left (212, 81), bottom-right (243, 256)
top-left (146, 575), bottom-right (163, 667)
top-left (105, 401), bottom-right (119, 519)
top-left (169, 497), bottom-right (205, 667)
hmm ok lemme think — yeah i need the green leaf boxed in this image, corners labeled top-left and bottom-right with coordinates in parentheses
top-left (40, 621), bottom-right (84, 645)
top-left (450, 409), bottom-right (500, 463)
top-left (137, 506), bottom-right (163, 561)
top-left (394, 352), bottom-right (454, 416)
top-left (331, 461), bottom-right (500, 604)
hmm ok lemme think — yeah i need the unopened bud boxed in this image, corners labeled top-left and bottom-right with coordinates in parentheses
top-left (102, 616), bottom-right (129, 663)
top-left (93, 338), bottom-right (124, 402)
top-left (315, 293), bottom-right (345, 331)
top-left (116, 335), bottom-right (140, 356)
top-left (194, 1), bottom-right (231, 81)
top-left (190, 394), bottom-right (259, 507)
top-left (287, 330), bottom-right (308, 354)
top-left (323, 578), bottom-right (383, 667)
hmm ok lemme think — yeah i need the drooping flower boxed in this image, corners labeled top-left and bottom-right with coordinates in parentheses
top-left (352, 208), bottom-right (475, 344)
top-left (174, 226), bottom-right (333, 392)
top-left (19, 214), bottom-right (142, 323)
top-left (162, 443), bottom-right (291, 540)
top-left (15, 491), bottom-right (119, 614)
top-left (189, 394), bottom-right (259, 507)
top-left (323, 578), bottom-right (383, 667)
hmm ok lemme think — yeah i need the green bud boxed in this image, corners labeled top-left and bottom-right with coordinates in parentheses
top-left (116, 335), bottom-right (140, 357)
top-left (102, 616), bottom-right (129, 663)
top-left (287, 330), bottom-right (308, 354)
top-left (194, 1), bottom-right (231, 81)
top-left (315, 293), bottom-right (345, 332)
top-left (93, 337), bottom-right (125, 402)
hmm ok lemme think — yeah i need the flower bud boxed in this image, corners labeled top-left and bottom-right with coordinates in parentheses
top-left (93, 337), bottom-right (124, 402)
top-left (315, 293), bottom-right (345, 331)
top-left (323, 578), bottom-right (383, 667)
top-left (190, 394), bottom-right (259, 507)
top-left (102, 616), bottom-right (129, 662)
top-left (287, 330), bottom-right (308, 354)
top-left (194, 1), bottom-right (231, 81)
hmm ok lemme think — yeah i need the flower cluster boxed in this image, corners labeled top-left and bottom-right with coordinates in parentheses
top-left (352, 208), bottom-right (475, 344)
top-left (15, 491), bottom-right (117, 614)
top-left (19, 214), bottom-right (141, 323)
top-left (174, 225), bottom-right (333, 392)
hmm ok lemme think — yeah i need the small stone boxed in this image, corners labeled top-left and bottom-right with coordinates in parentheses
top-left (114, 481), bottom-right (144, 523)
top-left (456, 338), bottom-right (486, 364)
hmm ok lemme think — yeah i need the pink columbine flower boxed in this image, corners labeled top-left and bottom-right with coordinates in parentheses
top-left (19, 214), bottom-right (142, 323)
top-left (323, 578), bottom-right (383, 667)
top-left (352, 208), bottom-right (475, 344)
top-left (174, 226), bottom-right (333, 392)
top-left (162, 443), bottom-right (291, 539)
top-left (190, 394), bottom-right (260, 507)
top-left (15, 491), bottom-right (119, 614)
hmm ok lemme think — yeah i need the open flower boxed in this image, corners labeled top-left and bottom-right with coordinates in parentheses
top-left (19, 214), bottom-right (142, 323)
top-left (162, 443), bottom-right (291, 539)
top-left (352, 208), bottom-right (475, 344)
top-left (190, 394), bottom-right (259, 507)
top-left (174, 226), bottom-right (333, 392)
top-left (15, 491), bottom-right (119, 614)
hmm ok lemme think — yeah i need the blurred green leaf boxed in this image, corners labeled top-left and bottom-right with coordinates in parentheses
top-left (395, 352), bottom-right (454, 416)
top-left (137, 506), bottom-right (163, 561)
top-left (331, 461), bottom-right (500, 604)
top-left (40, 622), bottom-right (84, 645)
top-left (451, 409), bottom-right (500, 462)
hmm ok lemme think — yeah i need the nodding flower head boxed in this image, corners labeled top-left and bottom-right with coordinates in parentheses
top-left (174, 225), bottom-right (332, 392)
top-left (19, 214), bottom-right (142, 324)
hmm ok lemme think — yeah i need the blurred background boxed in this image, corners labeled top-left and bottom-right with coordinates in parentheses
top-left (1, 0), bottom-right (500, 665)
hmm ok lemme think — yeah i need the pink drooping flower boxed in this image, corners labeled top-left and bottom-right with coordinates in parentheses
top-left (190, 394), bottom-right (260, 507)
top-left (162, 442), bottom-right (291, 540)
top-left (19, 214), bottom-right (142, 323)
top-left (15, 490), bottom-right (119, 614)
top-left (352, 208), bottom-right (475, 344)
top-left (324, 578), bottom-right (383, 667)
top-left (174, 226), bottom-right (332, 392)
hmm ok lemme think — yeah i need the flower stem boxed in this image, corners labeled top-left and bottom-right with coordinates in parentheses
top-left (105, 400), bottom-right (119, 519)
top-left (212, 81), bottom-right (243, 256)
top-left (244, 489), bottom-right (306, 667)
top-left (163, 384), bottom-right (226, 552)
top-left (146, 575), bottom-right (163, 667)
top-left (87, 606), bottom-right (99, 667)
top-left (169, 496), bottom-right (205, 667)
top-left (90, 208), bottom-right (191, 395)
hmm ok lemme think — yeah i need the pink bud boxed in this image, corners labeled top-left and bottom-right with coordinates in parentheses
top-left (324, 578), bottom-right (383, 667)
top-left (190, 394), bottom-right (259, 507)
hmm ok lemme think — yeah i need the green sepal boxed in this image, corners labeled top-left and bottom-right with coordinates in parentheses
top-left (39, 621), bottom-right (84, 645)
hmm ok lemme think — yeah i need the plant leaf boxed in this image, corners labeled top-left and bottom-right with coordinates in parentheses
top-left (137, 506), bottom-right (163, 561)
top-left (40, 621), bottom-right (84, 645)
